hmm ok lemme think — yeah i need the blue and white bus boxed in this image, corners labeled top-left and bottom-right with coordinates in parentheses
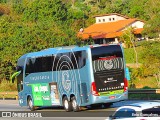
top-left (16, 44), bottom-right (128, 111)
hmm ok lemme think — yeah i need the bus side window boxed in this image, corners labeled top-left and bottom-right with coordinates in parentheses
top-left (25, 58), bottom-right (33, 76)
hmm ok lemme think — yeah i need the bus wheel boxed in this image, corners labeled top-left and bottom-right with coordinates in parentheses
top-left (28, 97), bottom-right (35, 111)
top-left (63, 96), bottom-right (72, 112)
top-left (71, 96), bottom-right (80, 112)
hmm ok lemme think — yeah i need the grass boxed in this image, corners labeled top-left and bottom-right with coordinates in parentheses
top-left (0, 80), bottom-right (17, 92)
top-left (0, 93), bottom-right (17, 99)
top-left (129, 76), bottom-right (158, 89)
top-left (0, 80), bottom-right (18, 98)
top-left (124, 44), bottom-right (144, 64)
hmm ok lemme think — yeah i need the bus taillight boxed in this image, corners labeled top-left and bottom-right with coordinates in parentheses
top-left (124, 78), bottom-right (128, 92)
top-left (91, 82), bottom-right (99, 96)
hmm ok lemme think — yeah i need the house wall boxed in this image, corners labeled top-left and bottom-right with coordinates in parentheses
top-left (131, 21), bottom-right (144, 28)
top-left (122, 21), bottom-right (144, 31)
top-left (95, 15), bottom-right (126, 23)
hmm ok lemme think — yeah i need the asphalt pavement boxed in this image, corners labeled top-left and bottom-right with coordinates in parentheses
top-left (0, 100), bottom-right (158, 120)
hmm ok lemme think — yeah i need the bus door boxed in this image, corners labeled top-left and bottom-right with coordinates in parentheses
top-left (16, 65), bottom-right (25, 106)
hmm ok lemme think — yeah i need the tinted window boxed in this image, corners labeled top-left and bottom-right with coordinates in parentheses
top-left (25, 51), bottom-right (86, 76)
top-left (91, 45), bottom-right (123, 61)
top-left (52, 51), bottom-right (86, 71)
top-left (91, 45), bottom-right (124, 73)
top-left (25, 56), bottom-right (54, 76)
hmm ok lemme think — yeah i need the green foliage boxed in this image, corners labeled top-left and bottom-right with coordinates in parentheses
top-left (124, 41), bottom-right (160, 88)
top-left (0, 80), bottom-right (17, 92)
top-left (0, 0), bottom-right (7, 3)
top-left (142, 86), bottom-right (151, 89)
top-left (0, 0), bottom-right (78, 83)
top-left (124, 48), bottom-right (135, 63)
top-left (119, 27), bottom-right (135, 48)
top-left (140, 41), bottom-right (160, 77)
top-left (143, 15), bottom-right (160, 38)
top-left (21, 0), bottom-right (67, 22)
top-left (143, 0), bottom-right (160, 38)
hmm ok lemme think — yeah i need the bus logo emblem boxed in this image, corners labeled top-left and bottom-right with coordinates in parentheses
top-left (62, 71), bottom-right (71, 92)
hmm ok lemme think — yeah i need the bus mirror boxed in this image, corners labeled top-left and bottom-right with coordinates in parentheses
top-left (11, 71), bottom-right (21, 83)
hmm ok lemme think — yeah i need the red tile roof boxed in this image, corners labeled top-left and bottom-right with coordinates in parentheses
top-left (134, 28), bottom-right (143, 34)
top-left (78, 19), bottom-right (144, 40)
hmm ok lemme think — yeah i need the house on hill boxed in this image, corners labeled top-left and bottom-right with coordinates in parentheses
top-left (78, 13), bottom-right (144, 44)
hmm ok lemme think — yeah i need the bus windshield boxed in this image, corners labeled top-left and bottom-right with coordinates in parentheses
top-left (91, 45), bottom-right (125, 92)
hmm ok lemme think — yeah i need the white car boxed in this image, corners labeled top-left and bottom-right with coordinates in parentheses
top-left (106, 101), bottom-right (160, 120)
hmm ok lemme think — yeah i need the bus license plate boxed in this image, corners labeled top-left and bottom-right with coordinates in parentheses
top-left (109, 96), bottom-right (115, 99)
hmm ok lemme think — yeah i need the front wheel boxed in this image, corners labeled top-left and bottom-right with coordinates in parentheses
top-left (63, 96), bottom-right (72, 112)
top-left (27, 97), bottom-right (36, 111)
top-left (71, 96), bottom-right (80, 112)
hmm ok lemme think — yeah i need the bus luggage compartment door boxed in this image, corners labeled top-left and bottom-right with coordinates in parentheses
top-left (49, 82), bottom-right (60, 105)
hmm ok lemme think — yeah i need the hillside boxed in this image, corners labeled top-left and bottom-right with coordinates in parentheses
top-left (0, 0), bottom-right (160, 90)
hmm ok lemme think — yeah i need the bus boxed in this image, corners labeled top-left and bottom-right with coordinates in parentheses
top-left (15, 44), bottom-right (128, 111)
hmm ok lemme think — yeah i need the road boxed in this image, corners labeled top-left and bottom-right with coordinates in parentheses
top-left (0, 100), bottom-right (148, 111)
top-left (0, 100), bottom-right (157, 120)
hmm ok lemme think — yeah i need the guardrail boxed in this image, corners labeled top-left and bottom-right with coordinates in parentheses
top-left (128, 89), bottom-right (160, 100)
top-left (0, 92), bottom-right (18, 100)
top-left (128, 89), bottom-right (160, 94)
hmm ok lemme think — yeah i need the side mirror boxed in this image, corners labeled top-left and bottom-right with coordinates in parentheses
top-left (11, 71), bottom-right (21, 83)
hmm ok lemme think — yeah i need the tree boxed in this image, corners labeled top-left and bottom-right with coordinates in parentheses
top-left (143, 0), bottom-right (160, 38)
top-left (140, 41), bottom-right (160, 87)
top-left (120, 27), bottom-right (139, 68)
top-left (0, 0), bottom-right (78, 83)
top-left (127, 0), bottom-right (148, 20)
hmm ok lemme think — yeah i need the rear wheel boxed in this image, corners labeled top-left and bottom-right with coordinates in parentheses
top-left (71, 96), bottom-right (80, 112)
top-left (63, 96), bottom-right (72, 112)
top-left (27, 97), bottom-right (36, 111)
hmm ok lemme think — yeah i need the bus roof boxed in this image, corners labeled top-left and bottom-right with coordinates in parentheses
top-left (18, 44), bottom-right (121, 60)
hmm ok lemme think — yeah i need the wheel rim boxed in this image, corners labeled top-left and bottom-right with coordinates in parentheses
top-left (29, 99), bottom-right (33, 108)
top-left (72, 99), bottom-right (77, 109)
top-left (64, 100), bottom-right (69, 109)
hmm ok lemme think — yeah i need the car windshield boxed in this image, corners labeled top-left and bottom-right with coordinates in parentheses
top-left (113, 108), bottom-right (136, 118)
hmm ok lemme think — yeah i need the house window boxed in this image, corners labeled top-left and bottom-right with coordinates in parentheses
top-left (99, 19), bottom-right (101, 22)
top-left (109, 18), bottom-right (111, 21)
top-left (103, 19), bottom-right (105, 22)
top-left (113, 18), bottom-right (115, 21)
